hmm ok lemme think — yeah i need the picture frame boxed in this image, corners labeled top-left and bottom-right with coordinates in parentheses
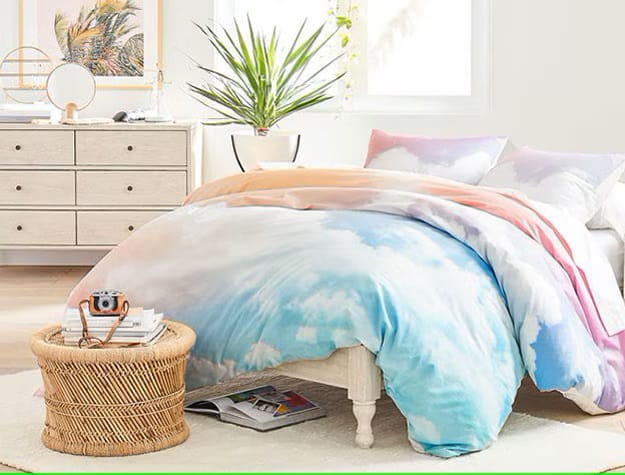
top-left (17, 0), bottom-right (162, 90)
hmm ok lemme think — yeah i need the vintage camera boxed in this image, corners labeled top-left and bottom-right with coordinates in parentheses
top-left (89, 290), bottom-right (127, 316)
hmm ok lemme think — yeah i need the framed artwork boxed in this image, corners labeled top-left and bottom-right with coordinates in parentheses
top-left (18, 0), bottom-right (161, 89)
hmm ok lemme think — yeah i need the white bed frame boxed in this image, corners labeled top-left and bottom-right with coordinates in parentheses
top-left (275, 345), bottom-right (381, 448)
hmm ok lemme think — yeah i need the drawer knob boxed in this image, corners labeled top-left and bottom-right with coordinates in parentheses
top-left (127, 185), bottom-right (134, 192)
top-left (16, 225), bottom-right (22, 231)
top-left (15, 144), bottom-right (21, 151)
top-left (127, 145), bottom-right (134, 151)
top-left (15, 184), bottom-right (22, 191)
top-left (128, 225), bottom-right (135, 232)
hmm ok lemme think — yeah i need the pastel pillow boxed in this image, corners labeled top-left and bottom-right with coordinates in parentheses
top-left (479, 146), bottom-right (625, 222)
top-left (365, 129), bottom-right (508, 184)
top-left (588, 182), bottom-right (625, 237)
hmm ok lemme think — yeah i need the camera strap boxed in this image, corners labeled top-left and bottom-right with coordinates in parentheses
top-left (77, 299), bottom-right (131, 349)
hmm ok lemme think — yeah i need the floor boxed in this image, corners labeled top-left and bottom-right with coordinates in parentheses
top-left (1, 266), bottom-right (625, 473)
top-left (0, 266), bottom-right (90, 473)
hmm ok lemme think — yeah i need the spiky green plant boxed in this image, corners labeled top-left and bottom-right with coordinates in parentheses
top-left (189, 18), bottom-right (345, 135)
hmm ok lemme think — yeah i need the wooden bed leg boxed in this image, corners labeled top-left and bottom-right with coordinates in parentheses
top-left (347, 346), bottom-right (382, 449)
top-left (352, 401), bottom-right (376, 448)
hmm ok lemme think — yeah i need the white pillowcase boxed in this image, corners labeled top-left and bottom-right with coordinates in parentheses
top-left (588, 182), bottom-right (625, 237)
top-left (479, 146), bottom-right (625, 222)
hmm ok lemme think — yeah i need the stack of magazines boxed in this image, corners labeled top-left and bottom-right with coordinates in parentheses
top-left (62, 307), bottom-right (165, 346)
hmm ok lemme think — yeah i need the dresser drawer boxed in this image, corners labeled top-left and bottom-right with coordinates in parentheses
top-left (0, 171), bottom-right (75, 205)
top-left (0, 130), bottom-right (74, 165)
top-left (76, 171), bottom-right (187, 206)
top-left (77, 211), bottom-right (163, 245)
top-left (76, 131), bottom-right (187, 166)
top-left (0, 211), bottom-right (75, 245)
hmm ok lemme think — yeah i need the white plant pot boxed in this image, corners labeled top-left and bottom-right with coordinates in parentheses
top-left (231, 131), bottom-right (301, 172)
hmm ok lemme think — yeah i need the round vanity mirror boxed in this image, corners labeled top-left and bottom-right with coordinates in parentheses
top-left (46, 63), bottom-right (96, 121)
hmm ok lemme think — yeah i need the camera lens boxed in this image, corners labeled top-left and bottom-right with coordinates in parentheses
top-left (99, 296), bottom-right (113, 310)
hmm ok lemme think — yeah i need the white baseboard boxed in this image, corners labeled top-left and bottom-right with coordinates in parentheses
top-left (0, 250), bottom-right (107, 266)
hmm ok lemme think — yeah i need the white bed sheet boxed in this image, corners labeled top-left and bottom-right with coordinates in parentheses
top-left (589, 229), bottom-right (623, 286)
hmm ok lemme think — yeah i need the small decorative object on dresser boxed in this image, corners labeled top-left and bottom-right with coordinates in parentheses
top-left (0, 122), bottom-right (201, 250)
top-left (30, 320), bottom-right (196, 456)
top-left (46, 62), bottom-right (98, 123)
top-left (0, 46), bottom-right (54, 108)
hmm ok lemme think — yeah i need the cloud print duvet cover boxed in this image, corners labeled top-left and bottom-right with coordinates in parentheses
top-left (68, 168), bottom-right (625, 457)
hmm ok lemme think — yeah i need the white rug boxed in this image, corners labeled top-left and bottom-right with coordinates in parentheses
top-left (3, 370), bottom-right (625, 473)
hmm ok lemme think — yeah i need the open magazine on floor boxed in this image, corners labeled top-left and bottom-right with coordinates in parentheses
top-left (184, 385), bottom-right (325, 431)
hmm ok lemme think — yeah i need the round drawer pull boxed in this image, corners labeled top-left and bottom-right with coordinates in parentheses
top-left (15, 184), bottom-right (22, 191)
top-left (16, 225), bottom-right (23, 231)
top-left (128, 225), bottom-right (135, 232)
top-left (127, 145), bottom-right (134, 151)
top-left (127, 185), bottom-right (134, 192)
top-left (15, 144), bottom-right (21, 151)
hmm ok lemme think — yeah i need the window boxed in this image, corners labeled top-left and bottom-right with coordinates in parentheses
top-left (366, 1), bottom-right (471, 96)
top-left (214, 0), bottom-right (490, 113)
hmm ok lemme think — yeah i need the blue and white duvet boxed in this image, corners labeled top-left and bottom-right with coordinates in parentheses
top-left (68, 168), bottom-right (625, 457)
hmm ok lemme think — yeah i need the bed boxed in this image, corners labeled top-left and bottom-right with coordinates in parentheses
top-left (284, 228), bottom-right (625, 450)
top-left (276, 345), bottom-right (381, 448)
top-left (273, 229), bottom-right (625, 450)
top-left (67, 167), bottom-right (625, 458)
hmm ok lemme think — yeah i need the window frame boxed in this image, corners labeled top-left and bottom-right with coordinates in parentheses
top-left (213, 0), bottom-right (492, 115)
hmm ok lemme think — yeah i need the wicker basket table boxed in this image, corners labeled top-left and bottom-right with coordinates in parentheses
top-left (30, 320), bottom-right (196, 457)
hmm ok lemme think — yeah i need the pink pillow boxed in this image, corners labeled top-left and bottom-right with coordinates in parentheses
top-left (365, 129), bottom-right (508, 184)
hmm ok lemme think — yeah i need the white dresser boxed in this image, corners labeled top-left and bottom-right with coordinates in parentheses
top-left (0, 123), bottom-right (201, 250)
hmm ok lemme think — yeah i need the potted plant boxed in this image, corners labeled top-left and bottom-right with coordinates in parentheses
top-left (189, 18), bottom-right (345, 171)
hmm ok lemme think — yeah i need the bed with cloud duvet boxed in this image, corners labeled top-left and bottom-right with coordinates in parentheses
top-left (68, 168), bottom-right (625, 457)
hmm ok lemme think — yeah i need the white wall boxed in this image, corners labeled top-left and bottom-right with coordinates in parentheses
top-left (2, 0), bottom-right (625, 263)
top-left (198, 0), bottom-right (625, 178)
top-left (211, 0), bottom-right (625, 176)
top-left (3, 0), bottom-right (625, 178)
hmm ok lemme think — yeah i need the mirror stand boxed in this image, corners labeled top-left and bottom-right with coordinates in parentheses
top-left (47, 63), bottom-right (96, 124)
top-left (64, 102), bottom-right (78, 121)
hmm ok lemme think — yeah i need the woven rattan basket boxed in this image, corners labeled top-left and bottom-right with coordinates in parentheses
top-left (30, 320), bottom-right (196, 456)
